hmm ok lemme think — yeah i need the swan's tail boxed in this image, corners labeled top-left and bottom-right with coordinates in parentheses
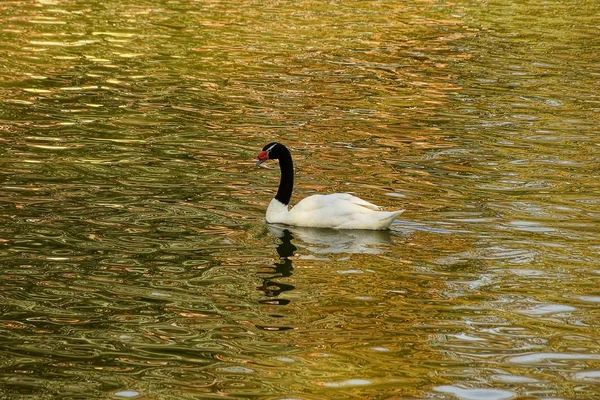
top-left (376, 209), bottom-right (404, 230)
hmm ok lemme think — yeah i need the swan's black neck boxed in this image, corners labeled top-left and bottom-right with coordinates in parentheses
top-left (275, 146), bottom-right (294, 206)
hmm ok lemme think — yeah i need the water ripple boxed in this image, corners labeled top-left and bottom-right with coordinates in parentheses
top-left (0, 0), bottom-right (599, 399)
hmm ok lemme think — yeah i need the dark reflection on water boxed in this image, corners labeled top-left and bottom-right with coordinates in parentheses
top-left (1, 0), bottom-right (600, 398)
top-left (257, 228), bottom-right (295, 307)
top-left (257, 225), bottom-right (396, 309)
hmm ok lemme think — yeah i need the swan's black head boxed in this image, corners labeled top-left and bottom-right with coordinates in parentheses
top-left (256, 142), bottom-right (285, 166)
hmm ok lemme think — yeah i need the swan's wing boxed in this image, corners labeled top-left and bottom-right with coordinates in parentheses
top-left (292, 193), bottom-right (381, 213)
top-left (327, 193), bottom-right (382, 210)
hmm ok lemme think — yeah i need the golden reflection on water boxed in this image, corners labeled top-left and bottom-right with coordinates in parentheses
top-left (1, 0), bottom-right (600, 399)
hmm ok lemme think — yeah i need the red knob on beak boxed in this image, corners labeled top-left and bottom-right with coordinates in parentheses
top-left (256, 150), bottom-right (269, 166)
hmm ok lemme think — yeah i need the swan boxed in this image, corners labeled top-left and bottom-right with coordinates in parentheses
top-left (255, 142), bottom-right (404, 230)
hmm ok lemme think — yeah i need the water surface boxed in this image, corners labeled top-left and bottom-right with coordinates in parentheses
top-left (1, 0), bottom-right (599, 399)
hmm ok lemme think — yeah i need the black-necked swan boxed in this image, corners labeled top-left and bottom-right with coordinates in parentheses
top-left (255, 142), bottom-right (404, 230)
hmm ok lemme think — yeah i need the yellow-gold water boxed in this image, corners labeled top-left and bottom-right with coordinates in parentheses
top-left (1, 0), bottom-right (599, 399)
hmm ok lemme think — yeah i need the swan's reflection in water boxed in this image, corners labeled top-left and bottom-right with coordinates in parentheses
top-left (258, 225), bottom-right (395, 308)
top-left (268, 224), bottom-right (393, 255)
top-left (257, 228), bottom-right (296, 306)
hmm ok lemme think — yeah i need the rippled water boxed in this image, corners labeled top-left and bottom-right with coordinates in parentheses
top-left (1, 0), bottom-right (599, 399)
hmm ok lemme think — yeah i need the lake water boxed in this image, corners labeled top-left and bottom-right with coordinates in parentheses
top-left (1, 0), bottom-right (599, 399)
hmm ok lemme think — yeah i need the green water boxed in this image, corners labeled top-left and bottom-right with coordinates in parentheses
top-left (1, 0), bottom-right (599, 399)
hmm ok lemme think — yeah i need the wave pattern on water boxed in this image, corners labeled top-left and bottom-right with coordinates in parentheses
top-left (0, 0), bottom-right (599, 399)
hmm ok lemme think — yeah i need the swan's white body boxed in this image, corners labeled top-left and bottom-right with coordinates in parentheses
top-left (266, 194), bottom-right (404, 230)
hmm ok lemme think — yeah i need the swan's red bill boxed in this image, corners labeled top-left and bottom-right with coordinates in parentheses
top-left (256, 150), bottom-right (268, 166)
